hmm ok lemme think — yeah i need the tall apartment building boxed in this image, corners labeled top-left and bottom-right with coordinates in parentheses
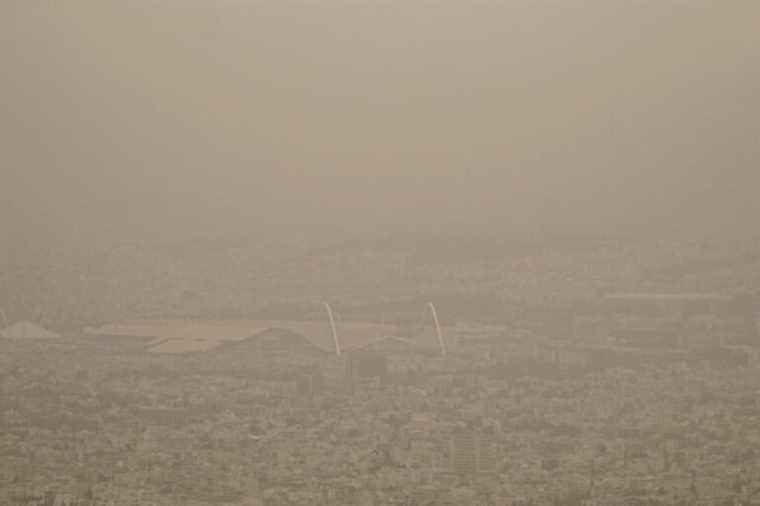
top-left (450, 429), bottom-right (499, 475)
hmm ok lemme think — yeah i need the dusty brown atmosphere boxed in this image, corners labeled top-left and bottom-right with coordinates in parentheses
top-left (2, 1), bottom-right (759, 246)
top-left (3, 3), bottom-right (760, 506)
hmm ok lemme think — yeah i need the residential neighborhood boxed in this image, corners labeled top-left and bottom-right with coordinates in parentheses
top-left (1, 292), bottom-right (759, 505)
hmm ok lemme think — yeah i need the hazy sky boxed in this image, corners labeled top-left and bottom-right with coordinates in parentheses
top-left (2, 1), bottom-right (759, 244)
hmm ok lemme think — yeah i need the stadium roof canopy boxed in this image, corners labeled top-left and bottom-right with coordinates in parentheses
top-left (1, 321), bottom-right (60, 339)
top-left (85, 319), bottom-right (444, 355)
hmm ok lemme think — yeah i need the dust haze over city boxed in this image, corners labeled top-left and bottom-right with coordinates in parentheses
top-left (2, 2), bottom-right (760, 505)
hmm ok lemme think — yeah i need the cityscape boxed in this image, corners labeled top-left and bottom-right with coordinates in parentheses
top-left (3, 2), bottom-right (760, 505)
top-left (2, 235), bottom-right (760, 505)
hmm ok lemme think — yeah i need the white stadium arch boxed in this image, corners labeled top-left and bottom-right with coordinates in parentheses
top-left (323, 301), bottom-right (341, 356)
top-left (425, 302), bottom-right (447, 357)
